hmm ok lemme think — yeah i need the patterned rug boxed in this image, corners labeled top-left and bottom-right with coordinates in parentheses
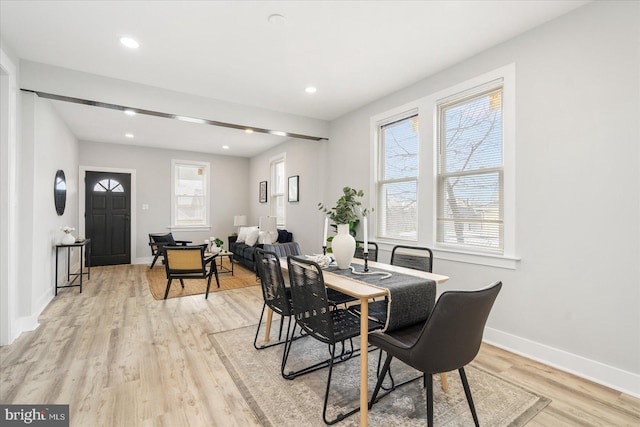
top-left (146, 258), bottom-right (258, 299)
top-left (209, 324), bottom-right (550, 427)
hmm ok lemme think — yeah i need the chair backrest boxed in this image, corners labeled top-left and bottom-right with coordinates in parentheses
top-left (263, 242), bottom-right (302, 258)
top-left (390, 245), bottom-right (433, 273)
top-left (286, 256), bottom-right (335, 344)
top-left (255, 249), bottom-right (291, 316)
top-left (355, 241), bottom-right (378, 262)
top-left (410, 281), bottom-right (502, 374)
top-left (149, 232), bottom-right (176, 253)
top-left (164, 245), bottom-right (206, 274)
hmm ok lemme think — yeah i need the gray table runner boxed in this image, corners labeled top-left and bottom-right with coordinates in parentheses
top-left (325, 265), bottom-right (435, 331)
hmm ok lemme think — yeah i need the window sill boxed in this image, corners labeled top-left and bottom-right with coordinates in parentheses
top-left (432, 247), bottom-right (520, 270)
top-left (168, 225), bottom-right (212, 232)
top-left (376, 240), bottom-right (520, 270)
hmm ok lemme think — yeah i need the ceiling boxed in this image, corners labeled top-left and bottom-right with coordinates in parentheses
top-left (1, 0), bottom-right (589, 157)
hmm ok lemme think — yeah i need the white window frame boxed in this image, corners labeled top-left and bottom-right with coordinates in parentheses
top-left (371, 64), bottom-right (518, 269)
top-left (270, 154), bottom-right (286, 226)
top-left (374, 109), bottom-right (419, 242)
top-left (170, 159), bottom-right (211, 231)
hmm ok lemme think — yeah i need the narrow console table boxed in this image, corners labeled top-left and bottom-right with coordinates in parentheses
top-left (55, 239), bottom-right (91, 295)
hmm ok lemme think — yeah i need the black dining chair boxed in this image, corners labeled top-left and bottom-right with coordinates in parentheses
top-left (286, 256), bottom-right (381, 424)
top-left (368, 281), bottom-right (502, 427)
top-left (163, 245), bottom-right (219, 299)
top-left (390, 244), bottom-right (434, 273)
top-left (253, 249), bottom-right (294, 354)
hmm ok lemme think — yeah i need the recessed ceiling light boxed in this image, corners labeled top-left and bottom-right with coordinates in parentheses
top-left (124, 109), bottom-right (136, 116)
top-left (222, 145), bottom-right (230, 150)
top-left (245, 129), bottom-right (254, 133)
top-left (268, 14), bottom-right (286, 24)
top-left (120, 37), bottom-right (139, 49)
top-left (125, 133), bottom-right (134, 138)
top-left (271, 130), bottom-right (287, 137)
top-left (305, 86), bottom-right (317, 94)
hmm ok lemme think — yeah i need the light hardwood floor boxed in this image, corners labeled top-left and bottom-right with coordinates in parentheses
top-left (1, 264), bottom-right (638, 426)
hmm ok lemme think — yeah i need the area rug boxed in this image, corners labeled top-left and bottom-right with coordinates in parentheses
top-left (146, 259), bottom-right (258, 299)
top-left (209, 324), bottom-right (550, 427)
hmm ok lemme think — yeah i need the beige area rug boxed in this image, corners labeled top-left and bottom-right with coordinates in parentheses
top-left (209, 324), bottom-right (550, 427)
top-left (147, 258), bottom-right (258, 299)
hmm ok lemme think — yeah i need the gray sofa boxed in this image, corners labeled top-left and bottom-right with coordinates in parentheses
top-left (228, 229), bottom-right (299, 271)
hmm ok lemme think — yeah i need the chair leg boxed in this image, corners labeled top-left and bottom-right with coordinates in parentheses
top-left (426, 373), bottom-right (434, 427)
top-left (459, 367), bottom-right (480, 427)
top-left (163, 278), bottom-right (172, 299)
top-left (150, 254), bottom-right (160, 269)
top-left (253, 303), bottom-right (267, 349)
top-left (322, 344), bottom-right (361, 425)
top-left (179, 279), bottom-right (185, 288)
top-left (369, 352), bottom-right (394, 409)
top-left (205, 273), bottom-right (213, 299)
top-left (212, 261), bottom-right (220, 288)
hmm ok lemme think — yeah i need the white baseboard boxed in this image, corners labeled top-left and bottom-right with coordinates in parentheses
top-left (12, 291), bottom-right (52, 342)
top-left (134, 256), bottom-right (153, 265)
top-left (483, 327), bottom-right (640, 398)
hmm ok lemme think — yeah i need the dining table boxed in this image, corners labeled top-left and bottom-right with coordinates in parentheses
top-left (279, 256), bottom-right (449, 427)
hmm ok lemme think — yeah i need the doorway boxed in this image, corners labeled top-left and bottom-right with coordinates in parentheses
top-left (85, 171), bottom-right (131, 266)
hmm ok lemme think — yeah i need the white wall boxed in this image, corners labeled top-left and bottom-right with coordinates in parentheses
top-left (16, 92), bottom-right (79, 333)
top-left (79, 141), bottom-right (251, 261)
top-left (249, 138), bottom-right (327, 254)
top-left (265, 1), bottom-right (640, 395)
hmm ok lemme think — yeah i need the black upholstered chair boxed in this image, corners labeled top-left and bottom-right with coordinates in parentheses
top-left (149, 232), bottom-right (191, 269)
top-left (390, 245), bottom-right (434, 273)
top-left (163, 245), bottom-right (219, 299)
top-left (253, 249), bottom-right (294, 354)
top-left (355, 240), bottom-right (378, 262)
top-left (286, 256), bottom-right (381, 424)
top-left (368, 281), bottom-right (502, 427)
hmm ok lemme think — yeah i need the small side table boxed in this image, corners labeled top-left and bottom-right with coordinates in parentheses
top-left (55, 239), bottom-right (91, 295)
top-left (217, 250), bottom-right (234, 275)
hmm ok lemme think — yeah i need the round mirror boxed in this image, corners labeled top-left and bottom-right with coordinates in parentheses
top-left (54, 169), bottom-right (67, 216)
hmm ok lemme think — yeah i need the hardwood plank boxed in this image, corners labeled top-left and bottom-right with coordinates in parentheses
top-left (0, 263), bottom-right (638, 427)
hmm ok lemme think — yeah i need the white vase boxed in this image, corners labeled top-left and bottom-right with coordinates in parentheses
top-left (62, 233), bottom-right (76, 245)
top-left (331, 224), bottom-right (355, 269)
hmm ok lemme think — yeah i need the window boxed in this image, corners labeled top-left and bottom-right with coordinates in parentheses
top-left (437, 83), bottom-right (504, 252)
top-left (372, 64), bottom-right (516, 268)
top-left (270, 155), bottom-right (285, 225)
top-left (376, 112), bottom-right (419, 241)
top-left (93, 178), bottom-right (124, 192)
top-left (171, 160), bottom-right (210, 228)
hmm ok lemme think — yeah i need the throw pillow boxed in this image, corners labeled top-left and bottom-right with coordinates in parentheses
top-left (245, 228), bottom-right (260, 246)
top-left (237, 226), bottom-right (257, 243)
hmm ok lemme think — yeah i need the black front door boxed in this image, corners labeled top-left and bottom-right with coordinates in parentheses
top-left (85, 171), bottom-right (131, 266)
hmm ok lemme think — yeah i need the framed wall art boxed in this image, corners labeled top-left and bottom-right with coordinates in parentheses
top-left (259, 181), bottom-right (268, 203)
top-left (288, 175), bottom-right (299, 202)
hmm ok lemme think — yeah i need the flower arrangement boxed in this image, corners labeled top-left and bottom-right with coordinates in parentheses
top-left (213, 238), bottom-right (224, 249)
top-left (318, 186), bottom-right (369, 225)
top-left (61, 226), bottom-right (75, 234)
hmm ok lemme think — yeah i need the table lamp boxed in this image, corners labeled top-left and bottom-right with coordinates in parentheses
top-left (234, 215), bottom-right (247, 234)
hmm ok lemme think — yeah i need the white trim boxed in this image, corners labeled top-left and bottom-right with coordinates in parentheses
top-left (269, 152), bottom-right (286, 226)
top-left (370, 64), bottom-right (518, 269)
top-left (79, 166), bottom-right (137, 263)
top-left (484, 327), bottom-right (640, 398)
top-left (0, 49), bottom-right (18, 345)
